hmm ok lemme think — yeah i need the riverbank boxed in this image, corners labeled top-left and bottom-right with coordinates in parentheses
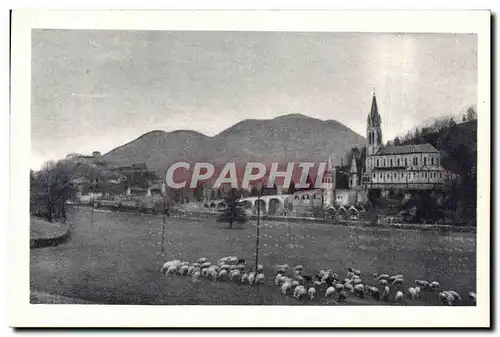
top-left (30, 217), bottom-right (71, 249)
top-left (72, 204), bottom-right (475, 233)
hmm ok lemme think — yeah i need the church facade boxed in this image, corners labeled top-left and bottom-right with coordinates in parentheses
top-left (356, 91), bottom-right (458, 190)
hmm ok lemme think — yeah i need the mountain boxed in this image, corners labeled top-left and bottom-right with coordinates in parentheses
top-left (101, 114), bottom-right (365, 177)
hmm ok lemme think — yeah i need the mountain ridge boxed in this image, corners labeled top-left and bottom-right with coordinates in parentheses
top-left (101, 113), bottom-right (366, 176)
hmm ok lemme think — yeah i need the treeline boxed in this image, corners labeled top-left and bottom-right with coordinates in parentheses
top-left (390, 106), bottom-right (478, 224)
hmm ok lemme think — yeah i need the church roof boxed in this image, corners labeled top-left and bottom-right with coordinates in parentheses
top-left (375, 143), bottom-right (439, 155)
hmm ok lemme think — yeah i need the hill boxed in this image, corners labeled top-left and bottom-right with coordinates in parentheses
top-left (101, 113), bottom-right (365, 177)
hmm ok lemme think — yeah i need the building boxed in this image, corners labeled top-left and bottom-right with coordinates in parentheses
top-left (361, 91), bottom-right (458, 190)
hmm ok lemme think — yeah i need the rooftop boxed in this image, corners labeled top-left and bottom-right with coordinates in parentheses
top-left (375, 143), bottom-right (439, 155)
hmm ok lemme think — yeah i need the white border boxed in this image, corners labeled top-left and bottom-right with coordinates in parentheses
top-left (9, 10), bottom-right (491, 328)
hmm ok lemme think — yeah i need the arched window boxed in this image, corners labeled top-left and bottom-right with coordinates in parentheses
top-left (424, 172), bottom-right (427, 178)
top-left (437, 158), bottom-right (440, 166)
top-left (397, 158), bottom-right (400, 166)
top-left (424, 157), bottom-right (427, 166)
top-left (405, 158), bottom-right (408, 166)
top-left (393, 172), bottom-right (397, 178)
top-left (431, 157), bottom-right (434, 165)
top-left (377, 159), bottom-right (379, 167)
top-left (390, 159), bottom-right (393, 167)
top-left (372, 173), bottom-right (376, 179)
top-left (384, 159), bottom-right (386, 166)
top-left (380, 173), bottom-right (383, 179)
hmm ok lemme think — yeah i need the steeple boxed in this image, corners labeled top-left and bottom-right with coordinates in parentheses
top-left (368, 89), bottom-right (381, 127)
top-left (366, 89), bottom-right (383, 171)
top-left (350, 156), bottom-right (358, 174)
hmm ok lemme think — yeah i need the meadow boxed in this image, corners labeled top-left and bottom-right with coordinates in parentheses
top-left (30, 207), bottom-right (476, 305)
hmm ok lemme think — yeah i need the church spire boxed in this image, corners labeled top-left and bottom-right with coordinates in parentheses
top-left (369, 89), bottom-right (380, 125)
top-left (350, 156), bottom-right (358, 174)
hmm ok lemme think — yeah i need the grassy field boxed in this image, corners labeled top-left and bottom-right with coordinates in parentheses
top-left (30, 207), bottom-right (476, 305)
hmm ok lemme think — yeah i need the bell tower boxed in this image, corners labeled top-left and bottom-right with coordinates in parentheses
top-left (366, 89), bottom-right (383, 173)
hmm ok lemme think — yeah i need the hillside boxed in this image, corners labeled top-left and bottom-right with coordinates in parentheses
top-left (101, 113), bottom-right (365, 177)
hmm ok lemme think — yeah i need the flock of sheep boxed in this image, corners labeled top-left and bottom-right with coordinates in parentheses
top-left (160, 257), bottom-right (476, 306)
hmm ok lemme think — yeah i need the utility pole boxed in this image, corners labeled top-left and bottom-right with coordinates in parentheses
top-left (90, 178), bottom-right (98, 227)
top-left (161, 182), bottom-right (168, 253)
top-left (254, 182), bottom-right (262, 275)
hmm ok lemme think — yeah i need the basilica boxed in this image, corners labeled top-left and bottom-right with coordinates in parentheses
top-left (349, 92), bottom-right (459, 190)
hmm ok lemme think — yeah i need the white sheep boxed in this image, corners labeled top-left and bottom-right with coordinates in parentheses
top-left (219, 264), bottom-right (230, 271)
top-left (392, 278), bottom-right (404, 286)
top-left (353, 284), bottom-right (365, 298)
top-left (291, 280), bottom-right (300, 288)
top-left (429, 281), bottom-right (440, 289)
top-left (228, 256), bottom-right (238, 264)
top-left (178, 265), bottom-right (189, 276)
top-left (294, 269), bottom-right (302, 276)
top-left (294, 275), bottom-right (305, 285)
top-left (367, 286), bottom-right (380, 300)
top-left (469, 292), bottom-right (477, 302)
top-left (415, 287), bottom-right (422, 299)
top-left (438, 291), bottom-right (455, 305)
top-left (378, 279), bottom-right (389, 286)
top-left (230, 269), bottom-right (241, 281)
top-left (395, 291), bottom-right (404, 302)
top-left (293, 285), bottom-right (306, 299)
top-left (201, 268), bottom-right (209, 278)
top-left (191, 263), bottom-right (200, 268)
top-left (197, 257), bottom-right (208, 264)
top-left (218, 269), bottom-right (228, 281)
top-left (236, 264), bottom-right (246, 270)
top-left (377, 274), bottom-right (389, 281)
top-left (255, 273), bottom-right (265, 284)
top-left (256, 264), bottom-right (264, 273)
top-left (241, 273), bottom-right (249, 284)
top-left (248, 272), bottom-right (256, 285)
top-left (201, 262), bottom-right (212, 269)
top-left (335, 283), bottom-right (345, 292)
top-left (408, 287), bottom-right (417, 299)
top-left (308, 287), bottom-right (316, 300)
top-left (314, 280), bottom-right (323, 287)
top-left (207, 269), bottom-right (218, 281)
top-left (295, 287), bottom-right (307, 300)
top-left (353, 269), bottom-right (361, 276)
top-left (415, 279), bottom-right (430, 288)
top-left (275, 274), bottom-right (283, 286)
top-left (165, 265), bottom-right (177, 276)
top-left (294, 265), bottom-right (304, 271)
top-left (372, 272), bottom-right (379, 278)
top-left (345, 283), bottom-right (354, 293)
top-left (381, 286), bottom-right (390, 301)
top-left (160, 260), bottom-right (181, 273)
top-left (191, 271), bottom-right (201, 280)
top-left (325, 286), bottom-right (335, 298)
top-left (447, 290), bottom-right (462, 301)
top-left (281, 282), bottom-right (292, 295)
top-left (187, 266), bottom-right (196, 275)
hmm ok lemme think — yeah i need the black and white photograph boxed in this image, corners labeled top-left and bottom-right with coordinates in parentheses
top-left (9, 9), bottom-right (491, 328)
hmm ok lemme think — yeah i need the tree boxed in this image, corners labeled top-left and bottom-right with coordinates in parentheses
top-left (466, 106), bottom-right (477, 121)
top-left (216, 188), bottom-right (249, 229)
top-left (288, 181), bottom-right (296, 194)
top-left (393, 136), bottom-right (401, 146)
top-left (31, 160), bottom-right (77, 222)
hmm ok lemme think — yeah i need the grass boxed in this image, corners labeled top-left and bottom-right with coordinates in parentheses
top-left (30, 217), bottom-right (68, 240)
top-left (30, 207), bottom-right (476, 305)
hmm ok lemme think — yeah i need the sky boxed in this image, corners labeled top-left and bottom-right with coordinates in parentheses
top-left (31, 30), bottom-right (477, 170)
